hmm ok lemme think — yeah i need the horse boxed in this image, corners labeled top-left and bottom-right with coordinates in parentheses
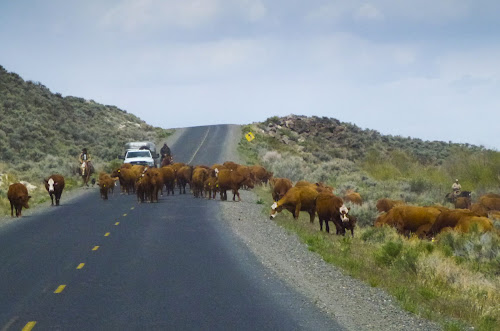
top-left (80, 160), bottom-right (94, 187)
top-left (445, 190), bottom-right (471, 203)
top-left (161, 155), bottom-right (173, 167)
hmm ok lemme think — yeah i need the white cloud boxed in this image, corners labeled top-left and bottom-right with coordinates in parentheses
top-left (354, 3), bottom-right (384, 21)
top-left (100, 0), bottom-right (267, 31)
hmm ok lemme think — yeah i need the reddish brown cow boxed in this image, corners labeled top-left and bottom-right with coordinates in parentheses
top-left (455, 197), bottom-right (471, 209)
top-left (376, 198), bottom-right (405, 213)
top-left (160, 166), bottom-right (176, 196)
top-left (144, 168), bottom-right (163, 202)
top-left (177, 165), bottom-right (193, 194)
top-left (44, 174), bottom-right (65, 206)
top-left (250, 165), bottom-right (273, 185)
top-left (270, 186), bottom-right (319, 223)
top-left (375, 205), bottom-right (442, 236)
top-left (98, 173), bottom-right (116, 200)
top-left (8, 183), bottom-right (31, 217)
top-left (217, 168), bottom-right (252, 201)
top-left (315, 192), bottom-right (344, 234)
top-left (344, 190), bottom-right (362, 205)
top-left (427, 209), bottom-right (493, 237)
top-left (204, 176), bottom-right (219, 199)
top-left (270, 178), bottom-right (293, 202)
top-left (191, 167), bottom-right (209, 198)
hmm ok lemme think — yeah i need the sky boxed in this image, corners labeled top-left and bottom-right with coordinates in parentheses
top-left (0, 0), bottom-right (499, 150)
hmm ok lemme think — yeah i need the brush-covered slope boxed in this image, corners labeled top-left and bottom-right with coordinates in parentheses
top-left (0, 65), bottom-right (171, 178)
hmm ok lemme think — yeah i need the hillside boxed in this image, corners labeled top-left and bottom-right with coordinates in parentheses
top-left (240, 115), bottom-right (500, 223)
top-left (0, 65), bottom-right (172, 212)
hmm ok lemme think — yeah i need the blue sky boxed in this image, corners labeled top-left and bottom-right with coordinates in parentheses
top-left (1, 1), bottom-right (499, 149)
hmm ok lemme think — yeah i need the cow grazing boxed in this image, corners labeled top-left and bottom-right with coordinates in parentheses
top-left (315, 192), bottom-right (344, 234)
top-left (376, 198), bottom-right (405, 213)
top-left (44, 174), bottom-right (65, 206)
top-left (375, 205), bottom-right (443, 237)
top-left (270, 186), bottom-right (319, 223)
top-left (427, 209), bottom-right (493, 237)
top-left (7, 183), bottom-right (31, 217)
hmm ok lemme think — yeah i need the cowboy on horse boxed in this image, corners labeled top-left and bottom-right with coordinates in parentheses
top-left (160, 143), bottom-right (173, 166)
top-left (79, 148), bottom-right (94, 185)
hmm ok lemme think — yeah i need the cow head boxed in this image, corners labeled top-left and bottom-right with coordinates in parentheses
top-left (270, 202), bottom-right (283, 219)
top-left (339, 204), bottom-right (351, 224)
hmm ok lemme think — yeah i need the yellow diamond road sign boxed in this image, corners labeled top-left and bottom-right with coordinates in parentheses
top-left (245, 132), bottom-right (255, 142)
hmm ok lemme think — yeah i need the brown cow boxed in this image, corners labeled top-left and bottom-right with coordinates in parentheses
top-left (375, 205), bottom-right (442, 236)
top-left (44, 174), bottom-right (65, 206)
top-left (111, 168), bottom-right (136, 194)
top-left (177, 165), bottom-right (193, 194)
top-left (204, 176), bottom-right (219, 199)
top-left (344, 190), bottom-right (362, 205)
top-left (270, 186), bottom-right (319, 223)
top-left (295, 181), bottom-right (334, 194)
top-left (98, 173), bottom-right (116, 200)
top-left (455, 197), bottom-right (471, 209)
top-left (427, 209), bottom-right (493, 237)
top-left (143, 167), bottom-right (163, 202)
top-left (315, 192), bottom-right (344, 234)
top-left (160, 166), bottom-right (176, 196)
top-left (271, 178), bottom-right (293, 202)
top-left (478, 196), bottom-right (500, 211)
top-left (217, 168), bottom-right (253, 201)
top-left (376, 198), bottom-right (405, 213)
top-left (223, 161), bottom-right (239, 170)
top-left (191, 167), bottom-right (209, 198)
top-left (250, 165), bottom-right (273, 185)
top-left (7, 183), bottom-right (31, 217)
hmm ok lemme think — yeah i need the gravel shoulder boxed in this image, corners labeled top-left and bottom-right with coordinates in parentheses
top-left (217, 125), bottom-right (441, 331)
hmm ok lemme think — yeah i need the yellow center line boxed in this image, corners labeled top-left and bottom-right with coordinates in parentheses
top-left (92, 246), bottom-right (99, 251)
top-left (54, 285), bottom-right (66, 293)
top-left (22, 321), bottom-right (37, 331)
top-left (123, 213), bottom-right (127, 217)
top-left (77, 263), bottom-right (85, 269)
top-left (115, 222), bottom-right (120, 225)
top-left (130, 207), bottom-right (135, 210)
top-left (104, 232), bottom-right (110, 237)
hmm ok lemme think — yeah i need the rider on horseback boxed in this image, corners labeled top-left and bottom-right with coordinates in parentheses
top-left (79, 148), bottom-right (93, 175)
top-left (452, 179), bottom-right (462, 198)
top-left (160, 143), bottom-right (172, 165)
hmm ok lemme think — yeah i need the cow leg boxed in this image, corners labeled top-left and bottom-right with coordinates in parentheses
top-left (309, 209), bottom-right (315, 223)
top-left (10, 201), bottom-right (14, 217)
top-left (319, 218), bottom-right (324, 231)
top-left (294, 204), bottom-right (301, 219)
top-left (50, 193), bottom-right (54, 206)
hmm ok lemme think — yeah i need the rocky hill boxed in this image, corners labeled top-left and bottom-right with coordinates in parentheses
top-left (257, 115), bottom-right (482, 165)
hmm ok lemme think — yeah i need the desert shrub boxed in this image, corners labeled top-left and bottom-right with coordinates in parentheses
top-left (375, 240), bottom-right (403, 266)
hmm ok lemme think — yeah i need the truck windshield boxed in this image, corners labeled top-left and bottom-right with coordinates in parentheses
top-left (126, 151), bottom-right (151, 158)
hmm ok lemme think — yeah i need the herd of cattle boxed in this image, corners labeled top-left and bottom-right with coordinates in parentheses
top-left (5, 160), bottom-right (500, 240)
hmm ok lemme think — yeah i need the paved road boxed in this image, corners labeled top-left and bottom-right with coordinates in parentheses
top-left (0, 125), bottom-right (342, 330)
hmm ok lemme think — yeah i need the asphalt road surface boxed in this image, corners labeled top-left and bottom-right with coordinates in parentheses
top-left (0, 125), bottom-right (342, 330)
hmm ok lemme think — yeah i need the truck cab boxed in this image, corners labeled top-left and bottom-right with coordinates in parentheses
top-left (122, 149), bottom-right (156, 167)
top-left (119, 141), bottom-right (159, 167)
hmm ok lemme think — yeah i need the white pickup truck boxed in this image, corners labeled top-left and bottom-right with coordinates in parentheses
top-left (122, 149), bottom-right (156, 167)
top-left (119, 141), bottom-right (159, 167)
